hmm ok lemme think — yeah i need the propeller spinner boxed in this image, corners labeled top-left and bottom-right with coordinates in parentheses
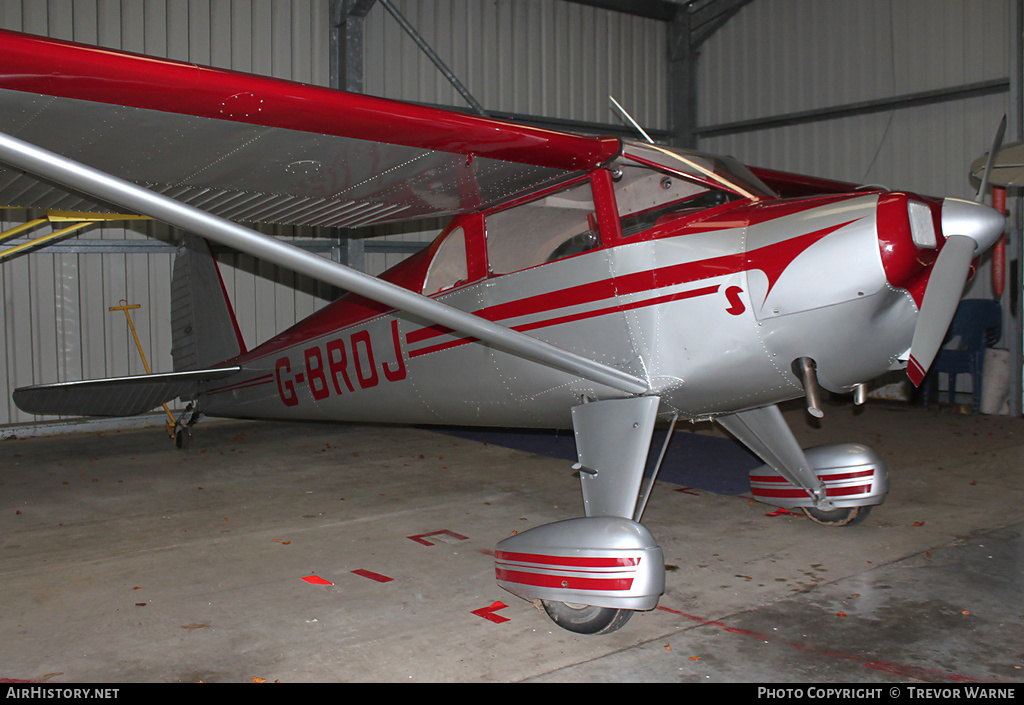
top-left (905, 199), bottom-right (1006, 386)
top-left (904, 118), bottom-right (1007, 386)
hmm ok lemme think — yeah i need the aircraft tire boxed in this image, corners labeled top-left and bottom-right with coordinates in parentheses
top-left (801, 504), bottom-right (872, 527)
top-left (174, 426), bottom-right (192, 450)
top-left (541, 601), bottom-right (633, 635)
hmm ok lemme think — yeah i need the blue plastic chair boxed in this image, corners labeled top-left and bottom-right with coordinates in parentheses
top-left (921, 299), bottom-right (1002, 411)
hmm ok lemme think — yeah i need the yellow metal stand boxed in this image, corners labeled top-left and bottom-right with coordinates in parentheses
top-left (0, 210), bottom-right (151, 262)
top-left (108, 300), bottom-right (176, 437)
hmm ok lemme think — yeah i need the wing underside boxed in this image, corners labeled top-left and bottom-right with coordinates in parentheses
top-left (0, 88), bottom-right (575, 228)
top-left (0, 29), bottom-right (622, 230)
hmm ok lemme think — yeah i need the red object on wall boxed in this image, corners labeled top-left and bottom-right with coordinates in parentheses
top-left (992, 187), bottom-right (1007, 299)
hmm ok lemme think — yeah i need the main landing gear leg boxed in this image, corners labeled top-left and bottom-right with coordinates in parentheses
top-left (715, 404), bottom-right (830, 510)
top-left (495, 396), bottom-right (667, 635)
top-left (716, 404), bottom-right (887, 522)
top-left (172, 403), bottom-right (203, 450)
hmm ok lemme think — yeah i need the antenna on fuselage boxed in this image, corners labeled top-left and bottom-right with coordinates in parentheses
top-left (609, 95), bottom-right (654, 144)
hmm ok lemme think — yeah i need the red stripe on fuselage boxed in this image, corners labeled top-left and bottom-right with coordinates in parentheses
top-left (408, 284), bottom-right (721, 358)
top-left (407, 219), bottom-right (855, 350)
top-left (234, 218), bottom-right (856, 367)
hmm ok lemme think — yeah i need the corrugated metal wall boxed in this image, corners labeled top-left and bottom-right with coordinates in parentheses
top-left (358, 0), bottom-right (668, 275)
top-left (0, 0), bottom-right (668, 429)
top-left (363, 0), bottom-right (667, 128)
top-left (0, 0), bottom-right (333, 428)
top-left (696, 0), bottom-right (1013, 306)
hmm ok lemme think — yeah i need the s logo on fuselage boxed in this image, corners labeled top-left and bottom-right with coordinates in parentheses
top-left (724, 285), bottom-right (746, 315)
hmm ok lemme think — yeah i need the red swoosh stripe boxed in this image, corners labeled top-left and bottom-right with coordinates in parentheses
top-left (405, 220), bottom-right (855, 354)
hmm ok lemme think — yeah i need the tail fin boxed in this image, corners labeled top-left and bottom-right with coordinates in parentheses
top-left (171, 235), bottom-right (246, 370)
top-left (12, 236), bottom-right (245, 419)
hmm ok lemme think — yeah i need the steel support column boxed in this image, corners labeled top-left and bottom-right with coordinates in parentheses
top-left (668, 8), bottom-right (697, 148)
top-left (329, 0), bottom-right (378, 268)
top-left (667, 1), bottom-right (755, 148)
top-left (330, 0), bottom-right (376, 93)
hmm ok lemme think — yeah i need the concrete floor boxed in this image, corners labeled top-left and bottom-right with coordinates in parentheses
top-left (1, 400), bottom-right (1023, 683)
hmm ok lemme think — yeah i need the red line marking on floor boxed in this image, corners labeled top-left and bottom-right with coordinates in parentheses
top-left (351, 569), bottom-right (393, 583)
top-left (407, 529), bottom-right (469, 546)
top-left (655, 606), bottom-right (986, 682)
top-left (472, 601), bottom-right (510, 624)
top-left (301, 575), bottom-right (333, 586)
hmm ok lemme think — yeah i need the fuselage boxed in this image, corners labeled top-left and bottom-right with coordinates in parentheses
top-left (197, 185), bottom-right (923, 428)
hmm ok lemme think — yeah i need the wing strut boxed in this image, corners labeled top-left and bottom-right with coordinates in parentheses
top-left (0, 130), bottom-right (649, 396)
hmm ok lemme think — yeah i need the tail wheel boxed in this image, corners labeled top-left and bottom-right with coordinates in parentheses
top-left (801, 504), bottom-right (872, 527)
top-left (174, 426), bottom-right (192, 450)
top-left (541, 601), bottom-right (633, 635)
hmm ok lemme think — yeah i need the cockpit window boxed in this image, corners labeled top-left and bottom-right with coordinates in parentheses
top-left (423, 226), bottom-right (468, 295)
top-left (619, 190), bottom-right (737, 238)
top-left (610, 142), bottom-right (775, 238)
top-left (714, 153), bottom-right (778, 200)
top-left (612, 163), bottom-right (722, 236)
top-left (485, 180), bottom-right (599, 275)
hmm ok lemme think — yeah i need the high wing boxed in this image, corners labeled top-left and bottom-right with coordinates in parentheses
top-left (0, 28), bottom-right (648, 398)
top-left (0, 29), bottom-right (620, 229)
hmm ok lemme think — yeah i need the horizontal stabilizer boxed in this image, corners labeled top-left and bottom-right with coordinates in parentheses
top-left (13, 367), bottom-right (240, 417)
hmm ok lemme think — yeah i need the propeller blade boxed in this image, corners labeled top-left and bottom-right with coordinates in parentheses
top-left (975, 114), bottom-right (1007, 203)
top-left (906, 234), bottom-right (977, 386)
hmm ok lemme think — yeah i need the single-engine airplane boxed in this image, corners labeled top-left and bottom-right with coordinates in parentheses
top-left (0, 29), bottom-right (1007, 634)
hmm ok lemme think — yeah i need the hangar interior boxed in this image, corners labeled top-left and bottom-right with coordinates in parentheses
top-left (1, 0), bottom-right (1023, 684)
top-left (1, 0), bottom-right (1021, 431)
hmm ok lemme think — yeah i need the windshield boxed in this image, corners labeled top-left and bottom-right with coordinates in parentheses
top-left (619, 142), bottom-right (777, 201)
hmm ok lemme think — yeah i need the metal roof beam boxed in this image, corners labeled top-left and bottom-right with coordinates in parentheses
top-left (690, 0), bottom-right (756, 46)
top-left (695, 78), bottom-right (1011, 139)
top-left (563, 0), bottom-right (681, 22)
top-left (346, 0), bottom-right (377, 18)
top-left (563, 0), bottom-right (754, 42)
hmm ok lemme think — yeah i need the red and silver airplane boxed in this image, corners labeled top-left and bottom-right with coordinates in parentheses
top-left (0, 29), bottom-right (1006, 634)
